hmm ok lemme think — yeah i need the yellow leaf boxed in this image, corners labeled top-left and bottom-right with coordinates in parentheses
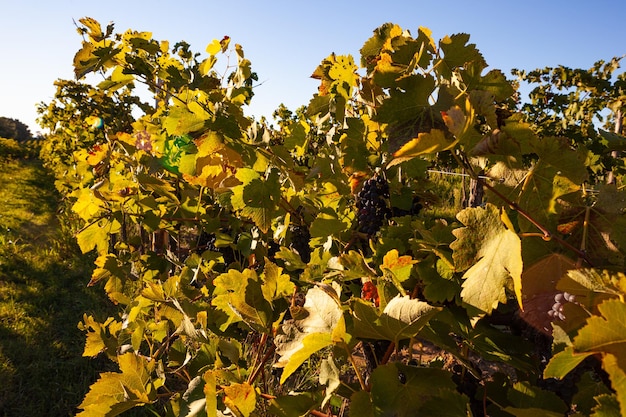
top-left (389, 129), bottom-right (452, 168)
top-left (204, 371), bottom-right (217, 417)
top-left (382, 249), bottom-right (417, 283)
top-left (206, 39), bottom-right (221, 55)
top-left (223, 383), bottom-right (256, 417)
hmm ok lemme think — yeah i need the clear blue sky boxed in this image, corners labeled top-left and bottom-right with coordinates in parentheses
top-left (2, 0), bottom-right (625, 134)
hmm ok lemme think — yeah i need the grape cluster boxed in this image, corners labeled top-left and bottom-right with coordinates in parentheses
top-left (196, 231), bottom-right (236, 266)
top-left (289, 225), bottom-right (311, 263)
top-left (356, 174), bottom-right (390, 236)
top-left (547, 292), bottom-right (576, 321)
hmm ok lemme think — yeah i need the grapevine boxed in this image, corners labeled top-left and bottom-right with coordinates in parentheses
top-left (36, 18), bottom-right (626, 417)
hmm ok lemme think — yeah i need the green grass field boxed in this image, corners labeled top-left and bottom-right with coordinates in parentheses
top-left (0, 155), bottom-right (116, 416)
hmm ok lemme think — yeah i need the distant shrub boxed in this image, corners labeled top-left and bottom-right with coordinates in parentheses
top-left (0, 137), bottom-right (39, 159)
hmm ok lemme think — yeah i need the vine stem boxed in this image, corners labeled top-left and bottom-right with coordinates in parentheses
top-left (482, 180), bottom-right (593, 266)
top-left (247, 334), bottom-right (275, 385)
top-left (381, 341), bottom-right (396, 365)
top-left (345, 344), bottom-right (367, 391)
top-left (309, 410), bottom-right (335, 417)
top-left (452, 151), bottom-right (593, 266)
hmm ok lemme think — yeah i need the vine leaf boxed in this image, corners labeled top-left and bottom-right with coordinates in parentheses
top-left (230, 168), bottom-right (281, 233)
top-left (602, 354), bottom-right (626, 417)
top-left (203, 371), bottom-right (218, 417)
top-left (354, 363), bottom-right (467, 416)
top-left (388, 129), bottom-right (451, 168)
top-left (573, 299), bottom-right (626, 369)
top-left (267, 392), bottom-right (320, 417)
top-left (543, 346), bottom-right (594, 379)
top-left (274, 284), bottom-right (344, 383)
top-left (451, 204), bottom-right (522, 323)
top-left (90, 254), bottom-right (132, 305)
top-left (559, 298), bottom-right (626, 414)
top-left (381, 249), bottom-right (417, 283)
top-left (212, 269), bottom-right (273, 332)
top-left (351, 295), bottom-right (441, 344)
top-left (261, 259), bottom-right (295, 302)
top-left (280, 333), bottom-right (333, 385)
top-left (79, 314), bottom-right (122, 358)
top-left (76, 353), bottom-right (158, 417)
top-left (564, 269), bottom-right (626, 298)
top-left (439, 33), bottom-right (484, 73)
top-left (558, 186), bottom-right (626, 267)
top-left (77, 219), bottom-right (119, 254)
top-left (178, 376), bottom-right (209, 417)
top-left (163, 103), bottom-right (206, 136)
top-left (504, 381), bottom-right (568, 417)
top-left (319, 356), bottom-right (341, 408)
top-left (223, 382), bottom-right (256, 417)
top-left (72, 188), bottom-right (104, 221)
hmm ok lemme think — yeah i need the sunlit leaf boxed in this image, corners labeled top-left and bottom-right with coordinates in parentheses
top-left (274, 285), bottom-right (343, 381)
top-left (543, 346), bottom-right (594, 379)
top-left (573, 299), bottom-right (626, 370)
top-left (451, 204), bottom-right (522, 323)
top-left (76, 353), bottom-right (155, 416)
top-left (351, 295), bottom-right (441, 343)
top-left (223, 382), bottom-right (256, 417)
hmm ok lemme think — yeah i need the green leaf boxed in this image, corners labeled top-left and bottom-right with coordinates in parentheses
top-left (439, 33), bottom-right (485, 76)
top-left (309, 211), bottom-right (348, 240)
top-left (531, 136), bottom-right (588, 185)
top-left (164, 103), bottom-right (206, 136)
top-left (364, 363), bottom-right (462, 417)
top-left (599, 129), bottom-right (626, 151)
top-left (451, 204), bottom-right (523, 323)
top-left (572, 372), bottom-right (612, 415)
top-left (505, 381), bottom-right (568, 416)
top-left (179, 376), bottom-right (208, 417)
top-left (573, 299), bottom-right (626, 370)
top-left (376, 73), bottom-right (436, 124)
top-left (351, 295), bottom-right (441, 343)
top-left (348, 390), bottom-right (375, 417)
top-left (543, 346), bottom-right (594, 379)
top-left (261, 259), bottom-right (295, 302)
top-left (477, 69), bottom-right (516, 102)
top-left (565, 269), bottom-right (626, 298)
top-left (601, 354), bottom-right (626, 417)
top-left (268, 392), bottom-right (320, 417)
top-left (592, 394), bottom-right (621, 417)
top-left (230, 168), bottom-right (281, 233)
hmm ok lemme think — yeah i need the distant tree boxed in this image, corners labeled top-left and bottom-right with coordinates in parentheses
top-left (0, 117), bottom-right (33, 142)
top-left (513, 57), bottom-right (626, 183)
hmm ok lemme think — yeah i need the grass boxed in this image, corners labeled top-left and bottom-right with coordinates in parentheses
top-left (0, 156), bottom-right (116, 417)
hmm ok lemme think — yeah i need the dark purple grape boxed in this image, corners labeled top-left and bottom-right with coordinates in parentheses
top-left (356, 174), bottom-right (390, 236)
top-left (289, 225), bottom-right (311, 263)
